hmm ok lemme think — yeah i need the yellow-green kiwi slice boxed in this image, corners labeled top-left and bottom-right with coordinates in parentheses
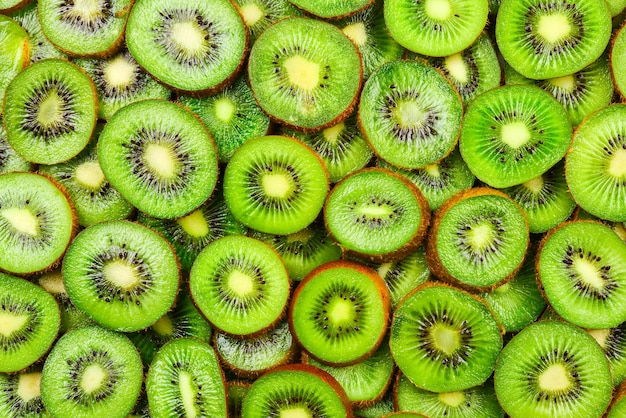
top-left (0, 366), bottom-right (48, 417)
top-left (234, 0), bottom-right (302, 43)
top-left (41, 326), bottom-right (143, 418)
top-left (0, 14), bottom-right (29, 105)
top-left (288, 260), bottom-right (390, 366)
top-left (0, 114), bottom-right (31, 174)
top-left (390, 283), bottom-right (502, 393)
top-left (459, 84), bottom-right (572, 188)
top-left (358, 60), bottom-right (463, 170)
top-left (494, 321), bottom-right (612, 418)
top-left (146, 338), bottom-right (227, 418)
top-left (565, 104), bottom-right (626, 222)
top-left (97, 99), bottom-right (219, 219)
top-left (248, 17), bottom-right (362, 131)
top-left (384, 0), bottom-right (489, 57)
top-left (0, 273), bottom-right (60, 373)
top-left (126, 0), bottom-right (248, 95)
top-left (586, 323), bottom-right (626, 387)
top-left (10, 3), bottom-right (67, 62)
top-left (189, 235), bottom-right (291, 337)
top-left (3, 59), bottom-right (97, 165)
top-left (537, 220), bottom-right (626, 329)
top-left (496, 0), bottom-right (611, 80)
top-left (62, 220), bottom-right (180, 332)
top-left (0, 172), bottom-right (76, 275)
top-left (289, 0), bottom-right (373, 19)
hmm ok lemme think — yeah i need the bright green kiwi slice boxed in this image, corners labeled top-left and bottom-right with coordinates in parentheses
top-left (97, 99), bottom-right (218, 219)
top-left (0, 115), bottom-right (31, 174)
top-left (537, 221), bottom-right (626, 329)
top-left (0, 172), bottom-right (76, 275)
top-left (494, 320), bottom-right (612, 418)
top-left (126, 0), bottom-right (247, 95)
top-left (189, 235), bottom-right (291, 337)
top-left (0, 367), bottom-right (48, 417)
top-left (0, 0), bottom-right (31, 13)
top-left (565, 104), bottom-right (626, 222)
top-left (496, 0), bottom-right (611, 80)
top-left (146, 338), bottom-right (227, 418)
top-left (460, 84), bottom-right (572, 188)
top-left (234, 0), bottom-right (302, 42)
top-left (0, 14), bottom-right (29, 103)
top-left (384, 0), bottom-right (489, 57)
top-left (223, 135), bottom-right (329, 235)
top-left (0, 273), bottom-right (60, 373)
top-left (3, 58), bottom-right (97, 165)
top-left (10, 3), bottom-right (67, 63)
top-left (248, 17), bottom-right (362, 131)
top-left (289, 0), bottom-right (373, 18)
top-left (41, 326), bottom-right (143, 418)
top-left (390, 283), bottom-right (502, 393)
top-left (289, 260), bottom-right (390, 365)
top-left (62, 220), bottom-right (180, 332)
top-left (358, 60), bottom-right (463, 169)
top-left (609, 384), bottom-right (626, 417)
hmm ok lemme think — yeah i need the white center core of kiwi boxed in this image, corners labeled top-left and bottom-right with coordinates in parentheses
top-left (330, 299), bottom-right (353, 324)
top-left (177, 210), bottom-right (210, 238)
top-left (322, 123), bottom-right (345, 145)
top-left (573, 259), bottom-right (605, 291)
top-left (377, 262), bottom-right (392, 278)
top-left (80, 364), bottom-right (107, 394)
top-left (17, 372), bottom-right (42, 402)
top-left (151, 314), bottom-right (174, 337)
top-left (431, 325), bottom-right (460, 355)
top-left (36, 92), bottom-right (63, 128)
top-left (262, 174), bottom-right (293, 198)
top-left (68, 0), bottom-right (103, 22)
top-left (286, 227), bottom-right (314, 243)
top-left (103, 260), bottom-right (139, 290)
top-left (144, 143), bottom-right (178, 179)
top-left (75, 160), bottom-right (106, 190)
top-left (39, 270), bottom-right (66, 295)
top-left (538, 14), bottom-right (571, 44)
top-left (228, 270), bottom-right (255, 296)
top-left (609, 149), bottom-right (626, 178)
top-left (523, 175), bottom-right (544, 194)
top-left (280, 408), bottom-right (312, 418)
top-left (215, 97), bottom-right (236, 123)
top-left (424, 164), bottom-right (441, 177)
top-left (284, 56), bottom-right (320, 92)
top-left (241, 4), bottom-right (264, 26)
top-left (171, 21), bottom-right (206, 54)
top-left (538, 363), bottom-right (571, 392)
top-left (444, 54), bottom-right (468, 83)
top-left (179, 371), bottom-right (199, 418)
top-left (587, 328), bottom-right (610, 348)
top-left (0, 312), bottom-right (28, 337)
top-left (395, 101), bottom-right (424, 128)
top-left (438, 391), bottom-right (465, 407)
top-left (2, 207), bottom-right (39, 237)
top-left (501, 121), bottom-right (531, 149)
top-left (467, 222), bottom-right (494, 251)
top-left (425, 0), bottom-right (452, 20)
top-left (548, 74), bottom-right (576, 92)
top-left (103, 55), bottom-right (136, 89)
top-left (342, 22), bottom-right (368, 46)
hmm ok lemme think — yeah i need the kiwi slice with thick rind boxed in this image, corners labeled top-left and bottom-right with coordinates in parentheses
top-left (0, 272), bottom-right (60, 373)
top-left (126, 0), bottom-right (248, 95)
top-left (587, 323), bottom-right (626, 387)
top-left (0, 115), bottom-right (31, 174)
top-left (324, 168), bottom-right (430, 263)
top-left (38, 269), bottom-right (94, 332)
top-left (0, 367), bottom-right (48, 417)
top-left (62, 220), bottom-right (180, 332)
top-left (248, 17), bottom-right (362, 131)
top-left (97, 99), bottom-right (219, 219)
top-left (460, 84), bottom-right (572, 188)
top-left (241, 364), bottom-right (352, 418)
top-left (0, 172), bottom-right (76, 275)
top-left (10, 3), bottom-right (67, 62)
top-left (494, 320), bottom-right (612, 418)
top-left (289, 0), bottom-right (373, 19)
top-left (496, 0), bottom-right (611, 80)
top-left (146, 337), bottom-right (227, 418)
top-left (189, 235), bottom-right (291, 337)
top-left (0, 14), bottom-right (29, 105)
top-left (384, 0), bottom-right (489, 57)
top-left (234, 0), bottom-right (303, 43)
top-left (358, 60), bottom-right (463, 169)
top-left (537, 220), bottom-right (626, 329)
top-left (565, 104), bottom-right (626, 222)
top-left (41, 325), bottom-right (143, 418)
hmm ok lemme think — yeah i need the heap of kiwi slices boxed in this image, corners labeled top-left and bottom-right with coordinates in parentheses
top-left (3, 0), bottom-right (626, 416)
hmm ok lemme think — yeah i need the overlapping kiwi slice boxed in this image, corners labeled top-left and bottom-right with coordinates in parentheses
top-left (0, 366), bottom-right (48, 417)
top-left (0, 115), bottom-right (31, 174)
top-left (10, 3), bottom-right (66, 62)
top-left (587, 323), bottom-right (626, 387)
top-left (0, 14), bottom-right (29, 102)
top-left (289, 0), bottom-right (373, 19)
top-left (234, 0), bottom-right (302, 42)
top-left (0, 0), bottom-right (32, 14)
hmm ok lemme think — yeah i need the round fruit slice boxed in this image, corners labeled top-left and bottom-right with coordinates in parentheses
top-left (289, 0), bottom-right (373, 19)
top-left (0, 14), bottom-right (29, 102)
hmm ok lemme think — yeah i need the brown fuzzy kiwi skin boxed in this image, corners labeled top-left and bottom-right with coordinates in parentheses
top-left (324, 167), bottom-right (431, 264)
top-left (0, 0), bottom-right (34, 14)
top-left (288, 259), bottom-right (391, 367)
top-left (425, 187), bottom-right (529, 292)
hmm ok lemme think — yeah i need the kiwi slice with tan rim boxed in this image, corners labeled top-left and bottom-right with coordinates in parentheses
top-left (0, 366), bottom-right (48, 417)
top-left (0, 0), bottom-right (33, 13)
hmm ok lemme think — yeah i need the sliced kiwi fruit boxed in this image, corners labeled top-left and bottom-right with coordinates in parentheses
top-left (0, 0), bottom-right (33, 14)
top-left (3, 58), bottom-right (97, 165)
top-left (62, 220), bottom-right (180, 332)
top-left (607, 0), bottom-right (626, 16)
top-left (227, 380), bottom-right (250, 418)
top-left (0, 14), bottom-right (29, 104)
top-left (10, 3), bottom-right (67, 62)
top-left (0, 366), bottom-right (49, 417)
top-left (354, 390), bottom-right (394, 418)
top-left (608, 381), bottom-right (626, 417)
top-left (0, 115), bottom-right (31, 174)
top-left (41, 325), bottom-right (143, 418)
top-left (587, 323), bottom-right (626, 387)
top-left (248, 16), bottom-right (362, 131)
top-left (38, 268), bottom-right (94, 332)
top-left (612, 21), bottom-right (626, 98)
top-left (494, 320), bottom-right (612, 418)
top-left (126, 0), bottom-right (248, 95)
top-left (234, 0), bottom-right (302, 43)
top-left (289, 0), bottom-right (373, 19)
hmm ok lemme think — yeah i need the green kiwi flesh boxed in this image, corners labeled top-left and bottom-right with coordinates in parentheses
top-left (0, 367), bottom-right (48, 417)
top-left (0, 115), bottom-right (31, 174)
top-left (288, 0), bottom-right (373, 19)
top-left (0, 14), bottom-right (29, 102)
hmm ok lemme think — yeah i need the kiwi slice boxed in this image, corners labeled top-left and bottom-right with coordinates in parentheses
top-left (0, 366), bottom-right (48, 417)
top-left (0, 115), bottom-right (31, 174)
top-left (234, 0), bottom-right (302, 43)
top-left (227, 380), bottom-right (250, 418)
top-left (459, 84), bottom-right (572, 188)
top-left (10, 3), bottom-right (67, 62)
top-left (189, 235), bottom-right (291, 337)
top-left (126, 0), bottom-right (248, 95)
top-left (289, 0), bottom-right (373, 19)
top-left (248, 17), bottom-right (362, 131)
top-left (384, 0), bottom-right (489, 57)
top-left (354, 390), bottom-right (394, 418)
top-left (240, 364), bottom-right (352, 418)
top-left (38, 269), bottom-right (94, 332)
top-left (146, 337), bottom-right (227, 418)
top-left (608, 0), bottom-right (626, 16)
top-left (358, 60), bottom-right (463, 169)
top-left (587, 323), bottom-right (626, 387)
top-left (494, 320), bottom-right (612, 418)
top-left (97, 99), bottom-right (219, 219)
top-left (391, 283), bottom-right (502, 393)
top-left (223, 135), bottom-right (329, 235)
top-left (324, 168), bottom-right (431, 263)
top-left (0, 14), bottom-right (29, 105)
top-left (0, 0), bottom-right (33, 13)
top-left (536, 220), bottom-right (626, 329)
top-left (3, 58), bottom-right (97, 165)
top-left (0, 172), bottom-right (76, 275)
top-left (608, 381), bottom-right (626, 417)
top-left (289, 260), bottom-right (390, 366)
top-left (62, 220), bottom-right (180, 332)
top-left (41, 325), bottom-right (143, 418)
top-left (612, 20), bottom-right (626, 98)
top-left (496, 0), bottom-right (611, 80)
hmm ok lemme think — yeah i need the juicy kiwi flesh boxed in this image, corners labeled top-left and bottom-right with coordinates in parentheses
top-left (9, 3), bottom-right (67, 62)
top-left (0, 367), bottom-right (47, 417)
top-left (0, 115), bottom-right (31, 174)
